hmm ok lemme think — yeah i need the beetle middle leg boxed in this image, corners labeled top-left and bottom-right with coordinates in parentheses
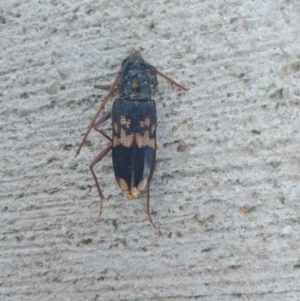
top-left (93, 111), bottom-right (112, 142)
top-left (89, 111), bottom-right (113, 220)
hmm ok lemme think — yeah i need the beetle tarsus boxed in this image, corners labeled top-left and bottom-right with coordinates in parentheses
top-left (147, 185), bottom-right (161, 234)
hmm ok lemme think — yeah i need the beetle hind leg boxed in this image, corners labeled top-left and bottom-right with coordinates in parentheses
top-left (89, 144), bottom-right (113, 221)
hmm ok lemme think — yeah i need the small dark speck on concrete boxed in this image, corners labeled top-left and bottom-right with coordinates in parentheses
top-left (112, 219), bottom-right (118, 230)
top-left (82, 238), bottom-right (93, 245)
top-left (20, 92), bottom-right (29, 99)
top-left (0, 16), bottom-right (6, 24)
top-left (251, 129), bottom-right (261, 135)
top-left (229, 264), bottom-right (242, 270)
top-left (176, 231), bottom-right (182, 237)
top-left (64, 144), bottom-right (73, 150)
top-left (201, 247), bottom-right (213, 253)
top-left (58, 71), bottom-right (67, 80)
top-left (293, 263), bottom-right (300, 269)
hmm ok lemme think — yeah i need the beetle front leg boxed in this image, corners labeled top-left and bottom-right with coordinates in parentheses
top-left (155, 69), bottom-right (188, 91)
top-left (89, 144), bottom-right (113, 221)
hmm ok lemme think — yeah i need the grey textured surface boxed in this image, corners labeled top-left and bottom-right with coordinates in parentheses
top-left (1, 0), bottom-right (300, 300)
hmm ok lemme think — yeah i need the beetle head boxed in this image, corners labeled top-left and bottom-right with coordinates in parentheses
top-left (118, 52), bottom-right (158, 100)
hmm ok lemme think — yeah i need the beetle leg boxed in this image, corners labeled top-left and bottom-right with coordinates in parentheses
top-left (146, 185), bottom-right (161, 234)
top-left (93, 111), bottom-right (112, 142)
top-left (144, 62), bottom-right (188, 91)
top-left (94, 84), bottom-right (117, 97)
top-left (155, 69), bottom-right (188, 91)
top-left (89, 144), bottom-right (113, 221)
top-left (94, 84), bottom-right (112, 91)
top-left (94, 129), bottom-right (112, 142)
top-left (75, 61), bottom-right (130, 158)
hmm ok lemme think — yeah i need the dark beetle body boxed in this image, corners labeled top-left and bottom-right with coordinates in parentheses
top-left (75, 51), bottom-right (187, 232)
top-left (112, 54), bottom-right (158, 199)
top-left (112, 99), bottom-right (156, 199)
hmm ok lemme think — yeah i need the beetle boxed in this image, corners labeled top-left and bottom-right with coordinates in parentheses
top-left (75, 51), bottom-right (188, 232)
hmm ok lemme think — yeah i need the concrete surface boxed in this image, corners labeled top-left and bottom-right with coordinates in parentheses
top-left (1, 0), bottom-right (300, 300)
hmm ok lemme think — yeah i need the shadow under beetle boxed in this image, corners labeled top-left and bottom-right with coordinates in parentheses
top-left (75, 51), bottom-right (188, 233)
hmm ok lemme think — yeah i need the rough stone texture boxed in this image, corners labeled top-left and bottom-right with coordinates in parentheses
top-left (1, 0), bottom-right (300, 300)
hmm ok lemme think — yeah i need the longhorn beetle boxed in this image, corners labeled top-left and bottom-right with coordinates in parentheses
top-left (75, 51), bottom-right (188, 232)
